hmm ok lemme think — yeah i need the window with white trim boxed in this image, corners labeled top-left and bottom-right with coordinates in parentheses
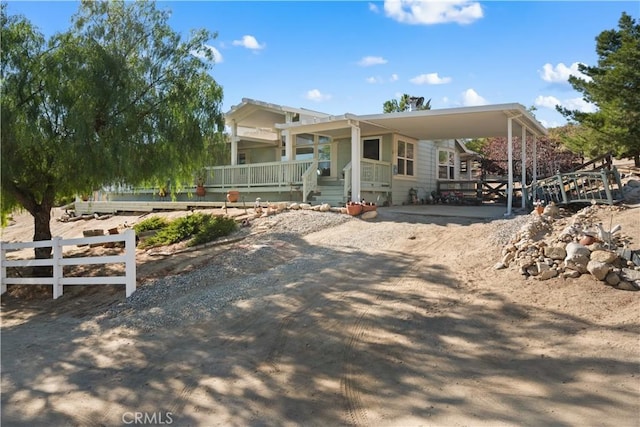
top-left (363, 137), bottom-right (381, 161)
top-left (396, 140), bottom-right (415, 176)
top-left (438, 149), bottom-right (455, 180)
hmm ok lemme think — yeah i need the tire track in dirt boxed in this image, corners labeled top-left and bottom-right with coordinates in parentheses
top-left (339, 229), bottom-right (449, 426)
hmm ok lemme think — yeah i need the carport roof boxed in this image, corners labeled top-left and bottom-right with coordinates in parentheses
top-left (276, 103), bottom-right (548, 140)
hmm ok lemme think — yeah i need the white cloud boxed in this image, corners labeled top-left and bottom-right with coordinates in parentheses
top-left (535, 95), bottom-right (561, 110)
top-left (232, 35), bottom-right (265, 50)
top-left (461, 88), bottom-right (487, 106)
top-left (369, 2), bottom-right (379, 13)
top-left (305, 89), bottom-right (332, 102)
top-left (390, 73), bottom-right (399, 82)
top-left (535, 95), bottom-right (597, 114)
top-left (409, 72), bottom-right (452, 85)
top-left (563, 97), bottom-right (597, 113)
top-left (366, 76), bottom-right (382, 84)
top-left (539, 62), bottom-right (591, 83)
top-left (384, 0), bottom-right (483, 25)
top-left (191, 45), bottom-right (223, 63)
top-left (358, 56), bottom-right (388, 67)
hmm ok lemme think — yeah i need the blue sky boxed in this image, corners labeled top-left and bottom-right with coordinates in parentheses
top-left (5, 1), bottom-right (638, 128)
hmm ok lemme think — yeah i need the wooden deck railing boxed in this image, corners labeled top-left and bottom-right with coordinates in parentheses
top-left (361, 159), bottom-right (392, 187)
top-left (204, 160), bottom-right (315, 189)
top-left (529, 167), bottom-right (623, 206)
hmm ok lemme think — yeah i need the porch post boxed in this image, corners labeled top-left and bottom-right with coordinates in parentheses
top-left (521, 126), bottom-right (527, 209)
top-left (284, 130), bottom-right (294, 161)
top-left (350, 121), bottom-right (361, 202)
top-left (532, 135), bottom-right (538, 202)
top-left (506, 117), bottom-right (513, 216)
top-left (231, 119), bottom-right (238, 166)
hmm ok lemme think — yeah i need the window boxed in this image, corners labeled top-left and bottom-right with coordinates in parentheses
top-left (396, 140), bottom-right (415, 177)
top-left (438, 149), bottom-right (455, 180)
top-left (363, 137), bottom-right (381, 161)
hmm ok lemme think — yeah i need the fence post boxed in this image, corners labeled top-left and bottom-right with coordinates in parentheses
top-left (124, 229), bottom-right (137, 297)
top-left (1, 243), bottom-right (6, 295)
top-left (601, 169), bottom-right (613, 205)
top-left (52, 236), bottom-right (63, 299)
top-left (556, 173), bottom-right (568, 204)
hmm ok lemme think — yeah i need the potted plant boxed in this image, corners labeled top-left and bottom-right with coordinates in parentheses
top-left (227, 190), bottom-right (240, 203)
top-left (195, 176), bottom-right (206, 198)
top-left (346, 201), bottom-right (363, 216)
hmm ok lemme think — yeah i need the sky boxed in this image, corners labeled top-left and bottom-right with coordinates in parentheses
top-left (4, 0), bottom-right (639, 129)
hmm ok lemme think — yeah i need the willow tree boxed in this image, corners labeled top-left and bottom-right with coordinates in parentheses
top-left (1, 1), bottom-right (224, 258)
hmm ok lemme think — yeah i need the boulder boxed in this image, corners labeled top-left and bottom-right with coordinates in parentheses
top-left (587, 260), bottom-right (612, 281)
top-left (590, 250), bottom-right (618, 264)
top-left (544, 246), bottom-right (567, 260)
top-left (361, 210), bottom-right (378, 220)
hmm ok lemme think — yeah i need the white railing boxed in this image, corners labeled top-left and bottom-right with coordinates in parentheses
top-left (1, 229), bottom-right (136, 299)
top-left (301, 160), bottom-right (318, 203)
top-left (343, 161), bottom-right (352, 199)
top-left (205, 160), bottom-right (315, 188)
top-left (361, 159), bottom-right (391, 187)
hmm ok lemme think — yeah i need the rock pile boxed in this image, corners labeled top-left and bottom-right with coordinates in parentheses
top-left (494, 202), bottom-right (640, 291)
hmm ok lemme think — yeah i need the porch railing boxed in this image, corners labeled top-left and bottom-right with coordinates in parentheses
top-left (343, 162), bottom-right (352, 199)
top-left (204, 160), bottom-right (315, 189)
top-left (361, 159), bottom-right (392, 187)
top-left (529, 167), bottom-right (624, 206)
top-left (301, 160), bottom-right (318, 203)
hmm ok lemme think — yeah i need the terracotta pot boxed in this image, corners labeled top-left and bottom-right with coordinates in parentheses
top-left (196, 185), bottom-right (206, 197)
top-left (226, 190), bottom-right (239, 203)
top-left (346, 203), bottom-right (363, 216)
top-left (361, 203), bottom-right (377, 213)
top-left (535, 205), bottom-right (544, 215)
top-left (580, 235), bottom-right (596, 246)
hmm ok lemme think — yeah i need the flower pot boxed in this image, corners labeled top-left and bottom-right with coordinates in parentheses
top-left (361, 203), bottom-right (377, 213)
top-left (226, 190), bottom-right (240, 203)
top-left (346, 203), bottom-right (363, 216)
top-left (196, 185), bottom-right (206, 197)
top-left (535, 205), bottom-right (544, 215)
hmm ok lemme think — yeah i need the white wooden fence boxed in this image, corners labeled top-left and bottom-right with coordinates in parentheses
top-left (1, 229), bottom-right (136, 299)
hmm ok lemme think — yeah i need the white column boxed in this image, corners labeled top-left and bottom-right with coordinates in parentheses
top-left (230, 120), bottom-right (238, 166)
top-left (506, 118), bottom-right (513, 216)
top-left (350, 122), bottom-right (361, 202)
top-left (521, 125), bottom-right (527, 209)
top-left (285, 130), bottom-right (294, 161)
top-left (532, 134), bottom-right (538, 184)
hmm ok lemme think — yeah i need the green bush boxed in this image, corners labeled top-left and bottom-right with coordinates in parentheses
top-left (137, 213), bottom-right (237, 249)
top-left (133, 216), bottom-right (170, 233)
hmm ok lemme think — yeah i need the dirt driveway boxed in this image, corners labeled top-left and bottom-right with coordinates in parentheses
top-left (1, 206), bottom-right (639, 426)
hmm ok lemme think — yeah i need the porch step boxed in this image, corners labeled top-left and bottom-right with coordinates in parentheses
top-left (310, 185), bottom-right (346, 207)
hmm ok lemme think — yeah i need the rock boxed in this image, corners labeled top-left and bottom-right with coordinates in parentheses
top-left (319, 203), bottom-right (331, 212)
top-left (299, 203), bottom-right (312, 210)
top-left (616, 281), bottom-right (640, 291)
top-left (579, 235), bottom-right (596, 246)
top-left (565, 242), bottom-right (591, 259)
top-left (620, 268), bottom-right (640, 282)
top-left (590, 250), bottom-right (618, 264)
top-left (494, 262), bottom-right (506, 270)
top-left (587, 260), bottom-right (612, 281)
top-left (289, 203), bottom-right (300, 210)
top-left (361, 210), bottom-right (378, 220)
top-left (544, 246), bottom-right (567, 260)
top-left (562, 270), bottom-right (581, 279)
top-left (501, 252), bottom-right (515, 267)
top-left (564, 257), bottom-right (589, 274)
top-left (605, 271), bottom-right (621, 286)
top-left (538, 268), bottom-right (559, 280)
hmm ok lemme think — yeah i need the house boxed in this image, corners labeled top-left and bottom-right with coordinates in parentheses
top-left (207, 98), bottom-right (547, 212)
top-left (81, 98), bottom-right (547, 216)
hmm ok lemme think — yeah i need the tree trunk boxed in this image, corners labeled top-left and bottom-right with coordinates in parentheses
top-left (634, 154), bottom-right (639, 168)
top-left (32, 203), bottom-right (53, 259)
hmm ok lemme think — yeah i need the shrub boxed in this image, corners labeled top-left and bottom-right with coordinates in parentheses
top-left (137, 213), bottom-right (237, 249)
top-left (133, 216), bottom-right (170, 233)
